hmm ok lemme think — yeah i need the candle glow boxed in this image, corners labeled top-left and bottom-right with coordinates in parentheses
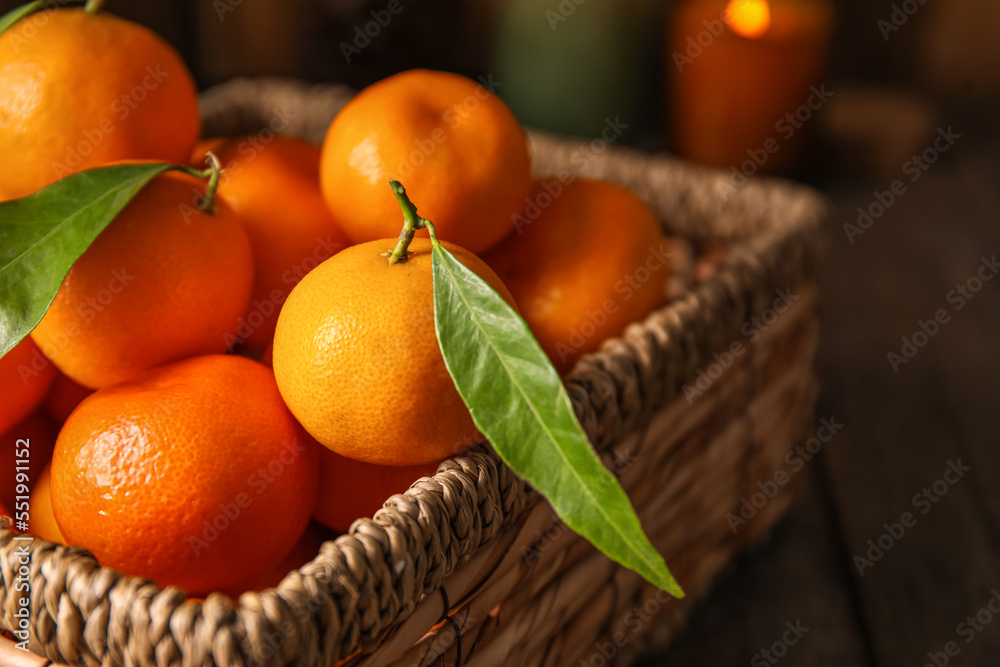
top-left (669, 0), bottom-right (833, 171)
top-left (726, 0), bottom-right (771, 39)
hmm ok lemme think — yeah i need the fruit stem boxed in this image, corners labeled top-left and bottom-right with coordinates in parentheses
top-left (84, 0), bottom-right (106, 14)
top-left (386, 180), bottom-right (437, 264)
top-left (182, 152), bottom-right (224, 213)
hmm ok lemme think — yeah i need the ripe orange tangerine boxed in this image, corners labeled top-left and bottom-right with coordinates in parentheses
top-left (484, 178), bottom-right (669, 374)
top-left (30, 171), bottom-right (254, 389)
top-left (0, 7), bottom-right (199, 199)
top-left (320, 69), bottom-right (532, 255)
top-left (50, 355), bottom-right (319, 596)
top-left (273, 236), bottom-right (509, 466)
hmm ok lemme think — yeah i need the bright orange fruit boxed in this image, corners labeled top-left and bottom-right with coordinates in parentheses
top-left (313, 448), bottom-right (440, 533)
top-left (0, 338), bottom-right (56, 433)
top-left (320, 69), bottom-right (532, 255)
top-left (0, 8), bottom-right (199, 199)
top-left (484, 178), bottom-right (669, 374)
top-left (30, 172), bottom-right (254, 389)
top-left (273, 238), bottom-right (511, 466)
top-left (192, 136), bottom-right (352, 349)
top-left (50, 355), bottom-right (319, 596)
top-left (29, 466), bottom-right (64, 544)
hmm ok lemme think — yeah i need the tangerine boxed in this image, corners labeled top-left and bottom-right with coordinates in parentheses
top-left (30, 171), bottom-right (254, 389)
top-left (313, 448), bottom-right (440, 533)
top-left (320, 69), bottom-right (532, 255)
top-left (484, 178), bottom-right (669, 374)
top-left (192, 136), bottom-right (352, 349)
top-left (0, 337), bottom-right (56, 433)
top-left (0, 8), bottom-right (199, 199)
top-left (273, 237), bottom-right (511, 466)
top-left (29, 466), bottom-right (65, 544)
top-left (50, 354), bottom-right (319, 595)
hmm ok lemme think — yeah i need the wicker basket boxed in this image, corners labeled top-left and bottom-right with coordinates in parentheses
top-left (0, 78), bottom-right (826, 667)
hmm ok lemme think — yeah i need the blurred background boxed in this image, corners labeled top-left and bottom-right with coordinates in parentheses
top-left (2, 0), bottom-right (995, 173)
top-left (3, 0), bottom-right (996, 665)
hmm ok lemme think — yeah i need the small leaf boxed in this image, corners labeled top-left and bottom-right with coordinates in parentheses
top-left (0, 162), bottom-right (175, 357)
top-left (0, 1), bottom-right (48, 36)
top-left (431, 243), bottom-right (684, 597)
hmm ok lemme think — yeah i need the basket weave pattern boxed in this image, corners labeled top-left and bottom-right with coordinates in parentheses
top-left (0, 78), bottom-right (826, 667)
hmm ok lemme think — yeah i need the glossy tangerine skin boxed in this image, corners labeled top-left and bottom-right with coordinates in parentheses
top-left (0, 9), bottom-right (199, 199)
top-left (273, 238), bottom-right (515, 466)
top-left (320, 69), bottom-right (533, 255)
top-left (484, 178), bottom-right (669, 375)
top-left (50, 355), bottom-right (319, 596)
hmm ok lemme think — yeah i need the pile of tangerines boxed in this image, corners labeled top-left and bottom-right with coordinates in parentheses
top-left (0, 6), bottom-right (668, 596)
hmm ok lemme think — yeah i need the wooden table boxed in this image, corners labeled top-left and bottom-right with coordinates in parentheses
top-left (637, 120), bottom-right (1000, 665)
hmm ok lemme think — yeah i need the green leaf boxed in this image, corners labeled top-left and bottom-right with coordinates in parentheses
top-left (431, 242), bottom-right (684, 597)
top-left (0, 162), bottom-right (175, 357)
top-left (0, 1), bottom-right (48, 36)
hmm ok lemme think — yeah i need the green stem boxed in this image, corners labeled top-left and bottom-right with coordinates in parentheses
top-left (424, 218), bottom-right (439, 245)
top-left (386, 180), bottom-right (436, 264)
top-left (84, 0), bottom-right (106, 14)
top-left (180, 152), bottom-right (223, 213)
top-left (198, 152), bottom-right (223, 212)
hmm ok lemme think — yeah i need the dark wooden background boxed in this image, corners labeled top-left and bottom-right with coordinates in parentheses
top-left (641, 120), bottom-right (1000, 664)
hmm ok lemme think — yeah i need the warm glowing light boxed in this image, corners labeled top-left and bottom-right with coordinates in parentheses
top-left (726, 0), bottom-right (771, 39)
